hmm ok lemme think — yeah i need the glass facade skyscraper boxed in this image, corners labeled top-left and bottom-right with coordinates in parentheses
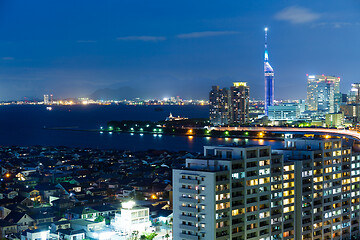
top-left (306, 75), bottom-right (340, 113)
top-left (264, 28), bottom-right (274, 116)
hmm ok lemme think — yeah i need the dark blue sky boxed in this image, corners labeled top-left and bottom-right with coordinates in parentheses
top-left (0, 0), bottom-right (359, 100)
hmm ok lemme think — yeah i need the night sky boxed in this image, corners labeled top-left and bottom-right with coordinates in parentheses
top-left (0, 0), bottom-right (359, 101)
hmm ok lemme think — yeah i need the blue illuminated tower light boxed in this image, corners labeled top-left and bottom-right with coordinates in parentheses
top-left (264, 27), bottom-right (275, 115)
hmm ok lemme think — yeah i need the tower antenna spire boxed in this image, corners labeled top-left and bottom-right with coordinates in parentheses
top-left (264, 27), bottom-right (268, 61)
top-left (264, 27), bottom-right (274, 116)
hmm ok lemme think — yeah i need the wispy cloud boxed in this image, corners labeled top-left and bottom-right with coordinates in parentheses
top-left (177, 31), bottom-right (239, 39)
top-left (117, 36), bottom-right (166, 42)
top-left (2, 57), bottom-right (14, 60)
top-left (312, 22), bottom-right (360, 28)
top-left (275, 6), bottom-right (320, 24)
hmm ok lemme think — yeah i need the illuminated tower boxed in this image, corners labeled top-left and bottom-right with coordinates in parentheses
top-left (264, 27), bottom-right (274, 115)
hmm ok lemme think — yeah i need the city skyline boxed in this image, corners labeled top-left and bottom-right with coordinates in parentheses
top-left (0, 1), bottom-right (359, 100)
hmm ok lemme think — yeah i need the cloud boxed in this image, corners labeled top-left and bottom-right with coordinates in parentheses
top-left (117, 36), bottom-right (166, 42)
top-left (2, 57), bottom-right (14, 60)
top-left (275, 6), bottom-right (320, 24)
top-left (312, 22), bottom-right (360, 28)
top-left (177, 31), bottom-right (239, 39)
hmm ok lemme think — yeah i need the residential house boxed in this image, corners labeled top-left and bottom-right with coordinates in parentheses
top-left (51, 199), bottom-right (75, 210)
top-left (57, 229), bottom-right (86, 240)
top-left (56, 183), bottom-right (81, 195)
top-left (0, 219), bottom-right (17, 238)
top-left (70, 219), bottom-right (105, 239)
top-left (5, 211), bottom-right (34, 232)
top-left (65, 207), bottom-right (99, 220)
top-left (0, 206), bottom-right (11, 219)
top-left (20, 229), bottom-right (49, 240)
top-left (29, 211), bottom-right (55, 226)
top-left (35, 184), bottom-right (60, 202)
top-left (85, 188), bottom-right (107, 197)
top-left (91, 205), bottom-right (116, 218)
top-left (19, 189), bottom-right (41, 203)
top-left (2, 190), bottom-right (18, 199)
top-left (50, 220), bottom-right (71, 233)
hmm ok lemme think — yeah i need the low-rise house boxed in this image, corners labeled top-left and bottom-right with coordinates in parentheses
top-left (51, 199), bottom-right (75, 210)
top-left (0, 206), bottom-right (11, 219)
top-left (57, 228), bottom-right (86, 240)
top-left (65, 207), bottom-right (99, 220)
top-left (20, 229), bottom-right (49, 240)
top-left (70, 219), bottom-right (105, 239)
top-left (91, 205), bottom-right (116, 217)
top-left (50, 220), bottom-right (71, 233)
top-left (116, 186), bottom-right (135, 198)
top-left (19, 189), bottom-right (41, 203)
top-left (56, 182), bottom-right (81, 195)
top-left (15, 170), bottom-right (36, 181)
top-left (5, 211), bottom-right (34, 232)
top-left (0, 219), bottom-right (17, 238)
top-left (12, 196), bottom-right (33, 208)
top-left (2, 190), bottom-right (19, 199)
top-left (86, 188), bottom-right (107, 197)
top-left (35, 184), bottom-right (60, 202)
top-left (29, 211), bottom-right (55, 226)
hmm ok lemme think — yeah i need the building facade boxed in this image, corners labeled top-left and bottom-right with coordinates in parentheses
top-left (209, 86), bottom-right (232, 126)
top-left (267, 104), bottom-right (300, 121)
top-left (306, 75), bottom-right (341, 114)
top-left (44, 94), bottom-right (49, 105)
top-left (325, 112), bottom-right (344, 128)
top-left (230, 82), bottom-right (250, 124)
top-left (209, 83), bottom-right (249, 126)
top-left (173, 137), bottom-right (360, 240)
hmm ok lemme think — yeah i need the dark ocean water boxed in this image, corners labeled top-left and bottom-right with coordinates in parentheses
top-left (0, 105), bottom-right (283, 152)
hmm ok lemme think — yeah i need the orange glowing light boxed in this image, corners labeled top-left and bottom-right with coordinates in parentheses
top-left (5, 173), bottom-right (10, 178)
top-left (151, 194), bottom-right (158, 199)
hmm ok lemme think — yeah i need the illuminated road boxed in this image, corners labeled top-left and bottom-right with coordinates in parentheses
top-left (213, 127), bottom-right (360, 141)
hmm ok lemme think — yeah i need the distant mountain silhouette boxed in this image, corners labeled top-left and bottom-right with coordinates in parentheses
top-left (89, 87), bottom-right (143, 100)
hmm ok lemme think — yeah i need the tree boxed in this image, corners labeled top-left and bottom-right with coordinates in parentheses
top-left (165, 233), bottom-right (170, 240)
top-left (139, 233), bottom-right (158, 240)
top-left (94, 215), bottom-right (104, 222)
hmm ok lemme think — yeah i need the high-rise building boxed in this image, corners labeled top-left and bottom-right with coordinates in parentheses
top-left (173, 137), bottom-right (360, 240)
top-left (210, 83), bottom-right (250, 126)
top-left (209, 86), bottom-right (231, 126)
top-left (325, 112), bottom-right (344, 127)
top-left (264, 28), bottom-right (275, 116)
top-left (44, 94), bottom-right (49, 105)
top-left (348, 83), bottom-right (360, 122)
top-left (306, 75), bottom-right (341, 113)
top-left (230, 82), bottom-right (250, 124)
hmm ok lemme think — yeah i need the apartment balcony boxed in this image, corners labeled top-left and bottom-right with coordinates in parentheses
top-left (216, 198), bottom-right (230, 204)
top-left (216, 215), bottom-right (230, 222)
top-left (216, 188), bottom-right (230, 194)
top-left (180, 224), bottom-right (199, 232)
top-left (180, 197), bottom-right (199, 204)
top-left (231, 186), bottom-right (244, 192)
top-left (179, 233), bottom-right (199, 240)
top-left (179, 188), bottom-right (199, 194)
top-left (180, 206), bottom-right (199, 213)
top-left (179, 178), bottom-right (199, 185)
top-left (179, 215), bottom-right (198, 222)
